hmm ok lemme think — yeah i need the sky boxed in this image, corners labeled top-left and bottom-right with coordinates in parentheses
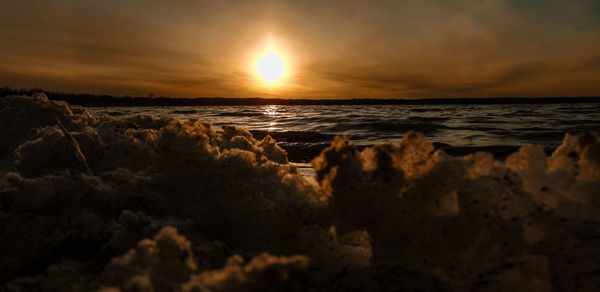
top-left (1, 0), bottom-right (599, 99)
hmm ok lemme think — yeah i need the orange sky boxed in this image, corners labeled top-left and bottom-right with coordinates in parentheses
top-left (1, 0), bottom-right (599, 98)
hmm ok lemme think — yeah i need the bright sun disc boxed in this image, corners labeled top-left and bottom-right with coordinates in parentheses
top-left (257, 51), bottom-right (285, 83)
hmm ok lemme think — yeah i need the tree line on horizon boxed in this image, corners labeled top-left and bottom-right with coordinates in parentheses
top-left (1, 86), bottom-right (599, 106)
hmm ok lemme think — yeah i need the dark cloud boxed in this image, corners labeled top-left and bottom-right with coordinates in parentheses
top-left (306, 60), bottom-right (550, 98)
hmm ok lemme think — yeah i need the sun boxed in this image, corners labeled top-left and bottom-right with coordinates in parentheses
top-left (256, 50), bottom-right (285, 83)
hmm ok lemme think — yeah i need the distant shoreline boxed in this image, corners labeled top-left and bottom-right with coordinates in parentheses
top-left (48, 96), bottom-right (600, 107)
top-left (1, 87), bottom-right (599, 106)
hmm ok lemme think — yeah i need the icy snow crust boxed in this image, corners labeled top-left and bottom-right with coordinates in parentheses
top-left (1, 94), bottom-right (599, 291)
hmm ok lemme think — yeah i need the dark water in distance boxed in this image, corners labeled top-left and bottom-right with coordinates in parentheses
top-left (88, 103), bottom-right (600, 162)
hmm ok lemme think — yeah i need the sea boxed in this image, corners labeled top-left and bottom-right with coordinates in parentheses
top-left (88, 103), bottom-right (600, 162)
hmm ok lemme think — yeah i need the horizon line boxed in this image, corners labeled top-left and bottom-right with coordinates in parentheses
top-left (2, 86), bottom-right (600, 100)
top-left (2, 86), bottom-right (599, 105)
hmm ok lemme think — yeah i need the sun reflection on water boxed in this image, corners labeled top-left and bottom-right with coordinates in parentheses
top-left (263, 105), bottom-right (280, 131)
top-left (263, 105), bottom-right (279, 116)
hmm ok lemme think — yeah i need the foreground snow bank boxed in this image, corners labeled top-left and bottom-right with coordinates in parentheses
top-left (1, 94), bottom-right (599, 291)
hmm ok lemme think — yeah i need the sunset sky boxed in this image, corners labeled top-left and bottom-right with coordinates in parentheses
top-left (1, 0), bottom-right (599, 99)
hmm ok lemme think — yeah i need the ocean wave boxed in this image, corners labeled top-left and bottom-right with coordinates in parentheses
top-left (409, 107), bottom-right (445, 112)
top-left (329, 120), bottom-right (448, 134)
top-left (446, 125), bottom-right (500, 132)
top-left (1, 94), bottom-right (600, 291)
top-left (106, 111), bottom-right (128, 116)
top-left (217, 111), bottom-right (264, 117)
top-left (276, 141), bottom-right (333, 163)
top-left (248, 130), bottom-right (336, 162)
top-left (407, 116), bottom-right (449, 123)
top-left (171, 109), bottom-right (199, 114)
top-left (464, 117), bottom-right (508, 124)
top-left (249, 130), bottom-right (335, 142)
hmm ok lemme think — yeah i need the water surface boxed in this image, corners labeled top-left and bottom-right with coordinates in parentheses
top-left (89, 103), bottom-right (600, 161)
